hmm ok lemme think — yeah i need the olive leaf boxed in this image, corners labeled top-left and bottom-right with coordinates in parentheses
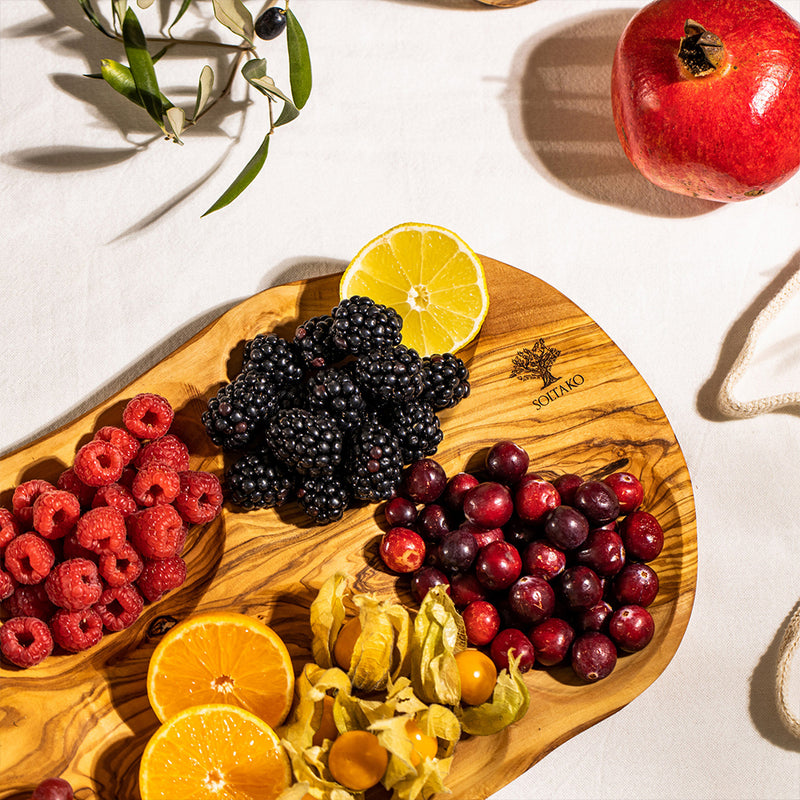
top-left (121, 7), bottom-right (165, 130)
top-left (202, 132), bottom-right (270, 216)
top-left (166, 106), bottom-right (186, 142)
top-left (137, 0), bottom-right (155, 8)
top-left (192, 64), bottom-right (214, 121)
top-left (211, 0), bottom-right (254, 45)
top-left (286, 8), bottom-right (311, 109)
top-left (77, 0), bottom-right (114, 37)
top-left (112, 0), bottom-right (127, 28)
top-left (242, 58), bottom-right (300, 127)
top-left (100, 58), bottom-right (173, 111)
top-left (169, 0), bottom-right (194, 32)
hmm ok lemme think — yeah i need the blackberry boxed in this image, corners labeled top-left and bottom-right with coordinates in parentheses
top-left (202, 372), bottom-right (287, 451)
top-left (330, 296), bottom-right (403, 356)
top-left (345, 417), bottom-right (404, 502)
top-left (267, 408), bottom-right (344, 476)
top-left (420, 353), bottom-right (471, 410)
top-left (353, 345), bottom-right (425, 405)
top-left (382, 399), bottom-right (443, 463)
top-left (296, 473), bottom-right (351, 524)
top-left (293, 315), bottom-right (339, 369)
top-left (224, 451), bottom-right (296, 509)
top-left (241, 333), bottom-right (305, 386)
top-left (304, 364), bottom-right (367, 433)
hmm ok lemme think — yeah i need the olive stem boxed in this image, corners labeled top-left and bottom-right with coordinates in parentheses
top-left (678, 19), bottom-right (725, 77)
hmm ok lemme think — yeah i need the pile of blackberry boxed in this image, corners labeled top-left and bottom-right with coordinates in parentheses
top-left (202, 296), bottom-right (471, 524)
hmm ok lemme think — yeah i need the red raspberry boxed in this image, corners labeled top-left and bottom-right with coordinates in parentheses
top-left (11, 480), bottom-right (55, 529)
top-left (134, 434), bottom-right (190, 472)
top-left (73, 440), bottom-right (125, 487)
top-left (175, 471), bottom-right (224, 524)
top-left (56, 467), bottom-right (97, 508)
top-left (0, 616), bottom-right (54, 667)
top-left (0, 568), bottom-right (16, 600)
top-left (131, 464), bottom-right (181, 507)
top-left (0, 508), bottom-right (20, 551)
top-left (137, 555), bottom-right (187, 602)
top-left (50, 607), bottom-right (104, 653)
top-left (94, 425), bottom-right (141, 465)
top-left (75, 506), bottom-right (127, 554)
top-left (3, 583), bottom-right (56, 620)
top-left (62, 531), bottom-right (100, 563)
top-left (128, 505), bottom-right (187, 560)
top-left (118, 467), bottom-right (136, 490)
top-left (3, 533), bottom-right (55, 584)
top-left (94, 584), bottom-right (144, 632)
top-left (32, 490), bottom-right (82, 540)
top-left (45, 558), bottom-right (103, 610)
top-left (91, 482), bottom-right (138, 518)
top-left (98, 542), bottom-right (143, 587)
top-left (122, 393), bottom-right (174, 440)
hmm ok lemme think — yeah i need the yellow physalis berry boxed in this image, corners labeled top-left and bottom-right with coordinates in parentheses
top-left (405, 718), bottom-right (438, 766)
top-left (333, 616), bottom-right (361, 671)
top-left (328, 730), bottom-right (389, 791)
top-left (312, 694), bottom-right (338, 747)
top-left (455, 648), bottom-right (497, 706)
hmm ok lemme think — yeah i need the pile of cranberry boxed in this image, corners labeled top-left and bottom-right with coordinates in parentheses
top-left (378, 441), bottom-right (664, 683)
top-left (0, 393), bottom-right (223, 669)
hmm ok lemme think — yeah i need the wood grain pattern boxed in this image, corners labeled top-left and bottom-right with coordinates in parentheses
top-left (0, 257), bottom-right (697, 800)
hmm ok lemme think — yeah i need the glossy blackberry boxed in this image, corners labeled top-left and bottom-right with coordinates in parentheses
top-left (202, 372), bottom-right (287, 451)
top-left (224, 451), bottom-right (296, 509)
top-left (304, 364), bottom-right (367, 433)
top-left (345, 417), bottom-right (404, 502)
top-left (330, 296), bottom-right (403, 356)
top-left (382, 399), bottom-right (443, 463)
top-left (241, 333), bottom-right (305, 386)
top-left (293, 315), bottom-right (339, 369)
top-left (267, 408), bottom-right (344, 476)
top-left (296, 473), bottom-right (351, 524)
top-left (353, 345), bottom-right (425, 405)
top-left (420, 353), bottom-right (471, 410)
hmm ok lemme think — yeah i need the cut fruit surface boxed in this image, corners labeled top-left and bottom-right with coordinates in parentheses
top-left (138, 703), bottom-right (291, 800)
top-left (339, 222), bottom-right (489, 357)
top-left (146, 611), bottom-right (294, 728)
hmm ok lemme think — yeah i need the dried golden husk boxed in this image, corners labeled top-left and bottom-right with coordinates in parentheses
top-left (310, 572), bottom-right (348, 668)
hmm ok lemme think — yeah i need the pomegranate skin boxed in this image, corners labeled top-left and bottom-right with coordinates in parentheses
top-left (611, 0), bottom-right (800, 201)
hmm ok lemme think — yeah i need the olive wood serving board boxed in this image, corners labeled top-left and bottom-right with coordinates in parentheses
top-left (0, 257), bottom-right (697, 800)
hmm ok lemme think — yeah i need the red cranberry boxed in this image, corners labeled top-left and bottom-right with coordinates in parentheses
top-left (489, 627), bottom-right (535, 672)
top-left (462, 599), bottom-right (501, 646)
top-left (449, 571), bottom-right (487, 608)
top-left (403, 458), bottom-right (447, 504)
top-left (571, 631), bottom-right (617, 682)
top-left (474, 540), bottom-right (522, 591)
top-left (440, 472), bottom-right (480, 512)
top-left (560, 565), bottom-right (603, 609)
top-left (543, 505), bottom-right (589, 550)
top-left (460, 521), bottom-right (504, 550)
top-left (613, 562), bottom-right (659, 606)
top-left (439, 529), bottom-right (479, 573)
top-left (608, 604), bottom-right (654, 652)
top-left (574, 600), bottom-right (613, 632)
top-left (514, 475), bottom-right (561, 523)
top-left (409, 566), bottom-right (449, 603)
top-left (379, 527), bottom-right (426, 574)
top-left (522, 539), bottom-right (566, 580)
top-left (383, 496), bottom-right (418, 528)
top-left (603, 472), bottom-right (644, 514)
top-left (573, 480), bottom-right (620, 525)
top-left (619, 510), bottom-right (664, 562)
top-left (553, 473), bottom-right (583, 505)
top-left (509, 574), bottom-right (555, 625)
top-left (529, 617), bottom-right (575, 666)
top-left (463, 482), bottom-right (514, 529)
top-left (485, 440), bottom-right (530, 485)
top-left (574, 528), bottom-right (626, 576)
top-left (416, 503), bottom-right (452, 541)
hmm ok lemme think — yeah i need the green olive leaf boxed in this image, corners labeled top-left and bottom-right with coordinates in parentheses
top-left (202, 132), bottom-right (270, 215)
top-left (192, 64), bottom-right (214, 120)
top-left (285, 8), bottom-right (311, 109)
top-left (169, 0), bottom-right (194, 32)
top-left (121, 7), bottom-right (165, 129)
top-left (100, 58), bottom-right (173, 111)
top-left (77, 0), bottom-right (114, 38)
top-left (242, 58), bottom-right (300, 127)
top-left (112, 0), bottom-right (127, 30)
top-left (165, 106), bottom-right (186, 143)
top-left (211, 0), bottom-right (254, 46)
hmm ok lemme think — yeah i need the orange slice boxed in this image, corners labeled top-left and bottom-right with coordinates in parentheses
top-left (146, 611), bottom-right (294, 728)
top-left (138, 703), bottom-right (291, 800)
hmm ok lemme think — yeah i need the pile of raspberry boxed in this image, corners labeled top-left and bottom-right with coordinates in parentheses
top-left (0, 393), bottom-right (223, 669)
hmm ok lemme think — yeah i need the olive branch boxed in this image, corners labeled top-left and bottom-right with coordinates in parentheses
top-left (77, 0), bottom-right (312, 215)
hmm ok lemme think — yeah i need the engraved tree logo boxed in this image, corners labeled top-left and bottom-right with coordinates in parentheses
top-left (510, 338), bottom-right (561, 389)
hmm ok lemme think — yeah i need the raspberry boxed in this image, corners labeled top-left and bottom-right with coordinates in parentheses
top-left (134, 433), bottom-right (190, 472)
top-left (0, 508), bottom-right (20, 551)
top-left (131, 464), bottom-right (181, 507)
top-left (137, 555), bottom-right (187, 602)
top-left (118, 467), bottom-right (136, 490)
top-left (122, 393), bottom-right (174, 440)
top-left (0, 568), bottom-right (15, 600)
top-left (56, 467), bottom-right (96, 508)
top-left (174, 471), bottom-right (223, 524)
top-left (50, 607), bottom-right (103, 653)
top-left (3, 583), bottom-right (55, 620)
top-left (45, 558), bottom-right (103, 610)
top-left (3, 533), bottom-right (55, 584)
top-left (32, 490), bottom-right (82, 540)
top-left (73, 440), bottom-right (125, 487)
top-left (75, 506), bottom-right (127, 554)
top-left (91, 482), bottom-right (138, 517)
top-left (94, 584), bottom-right (144, 631)
top-left (128, 505), bottom-right (186, 560)
top-left (94, 425), bottom-right (141, 465)
top-left (12, 480), bottom-right (55, 530)
top-left (0, 616), bottom-right (54, 667)
top-left (98, 541), bottom-right (144, 587)
top-left (62, 531), bottom-right (100, 563)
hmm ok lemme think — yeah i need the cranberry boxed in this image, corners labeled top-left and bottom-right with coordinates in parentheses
top-left (560, 565), bottom-right (603, 609)
top-left (409, 566), bottom-right (449, 603)
top-left (474, 540), bottom-right (522, 591)
top-left (543, 505), bottom-right (589, 550)
top-left (619, 510), bottom-right (663, 561)
top-left (379, 527), bottom-right (426, 574)
top-left (603, 472), bottom-right (644, 514)
top-left (449, 572), bottom-right (487, 607)
top-left (553, 473), bottom-right (583, 505)
top-left (462, 599), bottom-right (501, 646)
top-left (485, 440), bottom-right (530, 485)
top-left (403, 458), bottom-right (447, 504)
top-left (416, 504), bottom-right (452, 541)
top-left (489, 627), bottom-right (535, 672)
top-left (529, 617), bottom-right (575, 666)
top-left (608, 604), bottom-right (654, 652)
top-left (573, 480), bottom-right (620, 525)
top-left (440, 472), bottom-right (480, 513)
top-left (509, 574), bottom-right (555, 625)
top-left (573, 600), bottom-right (613, 632)
top-left (571, 631), bottom-right (617, 682)
top-left (31, 778), bottom-right (75, 800)
top-left (460, 521), bottom-right (504, 550)
top-left (383, 496), bottom-right (418, 528)
top-left (439, 529), bottom-right (479, 573)
top-left (463, 482), bottom-right (514, 529)
top-left (522, 539), bottom-right (566, 580)
top-left (613, 562), bottom-right (659, 606)
top-left (574, 528), bottom-right (626, 576)
top-left (514, 475), bottom-right (561, 523)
